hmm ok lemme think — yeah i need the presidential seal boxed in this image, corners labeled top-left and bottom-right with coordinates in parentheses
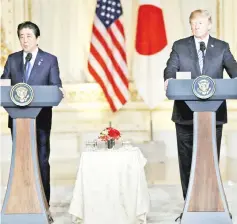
top-left (192, 75), bottom-right (215, 99)
top-left (10, 83), bottom-right (34, 106)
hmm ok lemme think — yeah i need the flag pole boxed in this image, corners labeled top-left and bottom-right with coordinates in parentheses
top-left (150, 110), bottom-right (153, 142)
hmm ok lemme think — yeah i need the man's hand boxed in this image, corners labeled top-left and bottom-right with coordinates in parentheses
top-left (164, 78), bottom-right (173, 92)
top-left (59, 87), bottom-right (65, 98)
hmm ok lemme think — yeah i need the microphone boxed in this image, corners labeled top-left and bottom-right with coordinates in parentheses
top-left (23, 53), bottom-right (32, 82)
top-left (25, 53), bottom-right (32, 64)
top-left (200, 42), bottom-right (206, 58)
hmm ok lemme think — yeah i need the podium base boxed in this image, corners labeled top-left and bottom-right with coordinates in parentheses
top-left (1, 213), bottom-right (49, 224)
top-left (181, 212), bottom-right (232, 224)
top-left (1, 119), bottom-right (49, 224)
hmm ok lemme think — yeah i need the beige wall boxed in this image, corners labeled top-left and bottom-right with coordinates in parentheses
top-left (1, 0), bottom-right (237, 80)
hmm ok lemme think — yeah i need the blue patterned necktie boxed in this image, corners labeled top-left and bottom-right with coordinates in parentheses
top-left (24, 61), bottom-right (32, 82)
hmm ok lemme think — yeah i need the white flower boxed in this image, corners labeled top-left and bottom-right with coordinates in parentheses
top-left (101, 129), bottom-right (108, 135)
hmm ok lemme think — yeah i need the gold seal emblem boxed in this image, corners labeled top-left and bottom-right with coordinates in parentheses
top-left (10, 83), bottom-right (34, 106)
top-left (192, 75), bottom-right (215, 99)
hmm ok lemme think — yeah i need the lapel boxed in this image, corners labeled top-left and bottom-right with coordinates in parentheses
top-left (188, 36), bottom-right (201, 76)
top-left (16, 51), bottom-right (24, 82)
top-left (27, 49), bottom-right (44, 84)
top-left (202, 36), bottom-right (215, 75)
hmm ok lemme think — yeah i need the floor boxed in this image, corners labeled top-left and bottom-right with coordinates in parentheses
top-left (9, 183), bottom-right (233, 224)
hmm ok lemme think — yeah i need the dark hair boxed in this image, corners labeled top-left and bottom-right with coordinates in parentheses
top-left (17, 21), bottom-right (40, 38)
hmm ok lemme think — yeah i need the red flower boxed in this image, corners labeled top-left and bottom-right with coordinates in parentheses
top-left (108, 128), bottom-right (120, 139)
top-left (98, 127), bottom-right (121, 141)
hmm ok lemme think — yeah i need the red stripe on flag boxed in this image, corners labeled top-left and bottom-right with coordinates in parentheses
top-left (88, 62), bottom-right (117, 112)
top-left (108, 24), bottom-right (127, 63)
top-left (115, 20), bottom-right (125, 36)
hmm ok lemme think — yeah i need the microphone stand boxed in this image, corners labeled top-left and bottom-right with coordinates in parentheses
top-left (201, 50), bottom-right (205, 75)
top-left (23, 61), bottom-right (28, 83)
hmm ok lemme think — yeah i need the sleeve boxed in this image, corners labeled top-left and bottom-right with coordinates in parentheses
top-left (223, 43), bottom-right (237, 79)
top-left (1, 56), bottom-right (11, 79)
top-left (49, 56), bottom-right (62, 87)
top-left (164, 42), bottom-right (180, 81)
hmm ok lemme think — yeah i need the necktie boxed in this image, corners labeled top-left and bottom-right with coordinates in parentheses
top-left (198, 42), bottom-right (205, 74)
top-left (198, 49), bottom-right (204, 74)
top-left (24, 61), bottom-right (32, 82)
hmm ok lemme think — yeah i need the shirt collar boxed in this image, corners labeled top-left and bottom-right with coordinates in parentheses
top-left (194, 35), bottom-right (209, 51)
top-left (23, 48), bottom-right (39, 64)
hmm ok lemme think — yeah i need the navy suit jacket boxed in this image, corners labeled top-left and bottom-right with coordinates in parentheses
top-left (1, 48), bottom-right (62, 130)
top-left (164, 36), bottom-right (237, 125)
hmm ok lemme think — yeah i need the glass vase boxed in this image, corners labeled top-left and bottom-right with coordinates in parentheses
top-left (107, 139), bottom-right (115, 149)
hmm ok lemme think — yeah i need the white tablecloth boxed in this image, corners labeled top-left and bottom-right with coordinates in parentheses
top-left (69, 147), bottom-right (150, 224)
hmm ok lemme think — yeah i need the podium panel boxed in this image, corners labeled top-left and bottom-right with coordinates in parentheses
top-left (1, 85), bottom-right (63, 224)
top-left (188, 112), bottom-right (224, 212)
top-left (6, 119), bottom-right (41, 214)
top-left (166, 78), bottom-right (237, 224)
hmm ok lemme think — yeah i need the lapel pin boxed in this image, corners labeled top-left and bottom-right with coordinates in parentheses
top-left (211, 45), bottom-right (214, 48)
top-left (38, 58), bottom-right (43, 66)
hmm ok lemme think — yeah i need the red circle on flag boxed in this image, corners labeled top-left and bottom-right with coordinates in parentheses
top-left (135, 5), bottom-right (168, 55)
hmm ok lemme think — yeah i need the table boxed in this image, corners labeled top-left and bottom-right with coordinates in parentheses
top-left (68, 147), bottom-right (150, 224)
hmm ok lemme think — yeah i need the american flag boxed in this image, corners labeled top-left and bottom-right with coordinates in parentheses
top-left (88, 0), bottom-right (129, 112)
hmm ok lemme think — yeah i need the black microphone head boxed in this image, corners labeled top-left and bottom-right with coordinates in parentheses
top-left (200, 41), bottom-right (206, 52)
top-left (25, 53), bottom-right (32, 62)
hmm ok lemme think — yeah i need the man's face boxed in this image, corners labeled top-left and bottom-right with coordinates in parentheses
top-left (190, 15), bottom-right (211, 39)
top-left (19, 28), bottom-right (39, 52)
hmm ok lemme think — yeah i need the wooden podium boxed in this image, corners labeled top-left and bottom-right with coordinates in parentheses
top-left (0, 85), bottom-right (63, 224)
top-left (166, 78), bottom-right (237, 224)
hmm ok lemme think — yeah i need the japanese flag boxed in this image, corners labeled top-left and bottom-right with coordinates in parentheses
top-left (133, 0), bottom-right (168, 108)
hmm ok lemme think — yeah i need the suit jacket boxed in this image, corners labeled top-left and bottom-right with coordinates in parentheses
top-left (1, 48), bottom-right (62, 130)
top-left (164, 36), bottom-right (237, 125)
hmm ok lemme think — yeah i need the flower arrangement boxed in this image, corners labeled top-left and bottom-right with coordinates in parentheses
top-left (99, 127), bottom-right (121, 141)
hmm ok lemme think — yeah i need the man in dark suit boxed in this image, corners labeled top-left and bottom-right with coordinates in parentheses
top-left (164, 9), bottom-right (237, 206)
top-left (1, 21), bottom-right (63, 222)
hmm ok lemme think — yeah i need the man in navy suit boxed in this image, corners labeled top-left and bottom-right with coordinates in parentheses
top-left (1, 21), bottom-right (63, 222)
top-left (164, 9), bottom-right (237, 221)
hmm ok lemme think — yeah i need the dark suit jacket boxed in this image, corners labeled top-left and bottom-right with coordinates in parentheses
top-left (164, 36), bottom-right (237, 125)
top-left (1, 48), bottom-right (62, 130)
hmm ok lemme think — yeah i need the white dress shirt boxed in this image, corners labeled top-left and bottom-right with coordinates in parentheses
top-left (194, 35), bottom-right (209, 55)
top-left (23, 48), bottom-right (38, 66)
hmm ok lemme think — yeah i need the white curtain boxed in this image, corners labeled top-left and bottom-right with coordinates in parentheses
top-left (219, 0), bottom-right (237, 54)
